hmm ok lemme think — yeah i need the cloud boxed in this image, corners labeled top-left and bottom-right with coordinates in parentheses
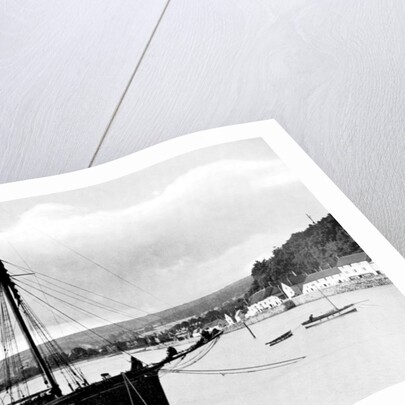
top-left (2, 159), bottom-right (296, 265)
top-left (0, 159), bottom-right (325, 323)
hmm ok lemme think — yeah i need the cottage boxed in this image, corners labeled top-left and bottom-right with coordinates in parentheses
top-left (245, 296), bottom-right (283, 318)
top-left (280, 282), bottom-right (295, 299)
top-left (204, 319), bottom-right (227, 330)
top-left (302, 267), bottom-right (348, 294)
top-left (336, 252), bottom-right (381, 279)
top-left (285, 273), bottom-right (307, 295)
top-left (249, 286), bottom-right (284, 303)
top-left (224, 313), bottom-right (235, 326)
top-left (234, 309), bottom-right (245, 322)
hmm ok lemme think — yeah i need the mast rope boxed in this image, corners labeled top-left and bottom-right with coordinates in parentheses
top-left (15, 285), bottom-right (134, 356)
top-left (16, 279), bottom-right (141, 337)
top-left (17, 277), bottom-right (144, 322)
top-left (159, 338), bottom-right (219, 379)
top-left (122, 373), bottom-right (149, 405)
top-left (4, 260), bottom-right (167, 323)
top-left (165, 356), bottom-right (306, 375)
top-left (3, 236), bottom-right (70, 351)
top-left (122, 373), bottom-right (135, 405)
top-left (20, 300), bottom-right (88, 387)
top-left (0, 212), bottom-right (174, 308)
top-left (0, 212), bottom-right (193, 321)
top-left (0, 285), bottom-right (31, 400)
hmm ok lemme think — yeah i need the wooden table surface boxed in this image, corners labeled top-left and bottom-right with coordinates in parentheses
top-left (1, 1), bottom-right (405, 256)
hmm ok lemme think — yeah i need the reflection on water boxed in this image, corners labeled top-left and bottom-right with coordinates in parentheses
top-left (12, 285), bottom-right (405, 405)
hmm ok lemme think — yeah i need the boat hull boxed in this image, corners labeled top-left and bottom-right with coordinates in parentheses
top-left (302, 305), bottom-right (357, 329)
top-left (23, 370), bottom-right (169, 405)
top-left (14, 330), bottom-right (223, 405)
top-left (265, 330), bottom-right (293, 346)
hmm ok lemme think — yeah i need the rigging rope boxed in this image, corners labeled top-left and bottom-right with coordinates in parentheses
top-left (0, 285), bottom-right (31, 400)
top-left (20, 300), bottom-right (88, 388)
top-left (122, 373), bottom-right (148, 405)
top-left (4, 260), bottom-right (164, 321)
top-left (122, 373), bottom-right (135, 405)
top-left (34, 268), bottom-right (159, 317)
top-left (0, 212), bottom-right (194, 322)
top-left (18, 277), bottom-right (141, 322)
top-left (5, 259), bottom-right (198, 345)
top-left (0, 211), bottom-right (174, 308)
top-left (158, 338), bottom-right (220, 381)
top-left (166, 356), bottom-right (306, 375)
top-left (15, 280), bottom-right (139, 337)
top-left (15, 284), bottom-right (133, 356)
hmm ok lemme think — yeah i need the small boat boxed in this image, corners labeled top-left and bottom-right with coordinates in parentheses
top-left (265, 330), bottom-right (293, 346)
top-left (301, 287), bottom-right (357, 329)
top-left (302, 304), bottom-right (357, 329)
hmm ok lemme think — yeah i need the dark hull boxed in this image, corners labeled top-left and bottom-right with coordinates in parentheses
top-left (17, 331), bottom-right (224, 405)
top-left (54, 370), bottom-right (168, 405)
top-left (302, 304), bottom-right (357, 329)
top-left (20, 370), bottom-right (168, 405)
top-left (265, 330), bottom-right (293, 346)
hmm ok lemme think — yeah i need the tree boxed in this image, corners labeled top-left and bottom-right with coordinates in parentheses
top-left (247, 214), bottom-right (361, 299)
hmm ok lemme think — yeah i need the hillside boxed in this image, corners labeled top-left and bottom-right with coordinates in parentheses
top-left (53, 274), bottom-right (252, 351)
top-left (247, 213), bottom-right (362, 296)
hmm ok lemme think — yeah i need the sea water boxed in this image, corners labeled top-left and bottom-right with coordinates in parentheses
top-left (8, 285), bottom-right (405, 405)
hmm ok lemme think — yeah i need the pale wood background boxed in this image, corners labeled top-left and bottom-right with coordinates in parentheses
top-left (1, 0), bottom-right (405, 256)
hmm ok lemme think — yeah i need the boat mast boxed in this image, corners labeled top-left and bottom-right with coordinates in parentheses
top-left (316, 285), bottom-right (338, 310)
top-left (0, 260), bottom-right (62, 397)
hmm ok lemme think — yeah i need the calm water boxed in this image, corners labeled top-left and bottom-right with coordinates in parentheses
top-left (10, 285), bottom-right (405, 404)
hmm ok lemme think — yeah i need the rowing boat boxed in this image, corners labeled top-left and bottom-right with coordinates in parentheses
top-left (265, 330), bottom-right (293, 346)
top-left (301, 304), bottom-right (357, 329)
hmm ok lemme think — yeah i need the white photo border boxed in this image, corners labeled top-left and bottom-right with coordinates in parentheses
top-left (0, 120), bottom-right (404, 404)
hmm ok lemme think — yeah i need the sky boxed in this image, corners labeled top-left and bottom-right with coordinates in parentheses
top-left (0, 138), bottom-right (328, 338)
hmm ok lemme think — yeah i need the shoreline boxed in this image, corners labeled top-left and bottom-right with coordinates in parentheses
top-left (225, 275), bottom-right (392, 333)
top-left (1, 276), bottom-right (392, 390)
top-left (63, 276), bottom-right (395, 360)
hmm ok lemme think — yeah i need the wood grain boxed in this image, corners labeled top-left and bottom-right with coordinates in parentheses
top-left (2, 0), bottom-right (405, 257)
top-left (0, 0), bottom-right (167, 182)
top-left (92, 0), bottom-right (405, 256)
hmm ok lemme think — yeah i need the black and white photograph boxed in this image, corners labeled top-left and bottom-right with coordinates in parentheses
top-left (1, 125), bottom-right (405, 405)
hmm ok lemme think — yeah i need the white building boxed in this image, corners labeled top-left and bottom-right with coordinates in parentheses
top-left (245, 296), bottom-right (283, 318)
top-left (281, 282), bottom-right (295, 299)
top-left (234, 309), bottom-right (245, 323)
top-left (224, 313), bottom-right (235, 326)
top-left (336, 252), bottom-right (382, 279)
top-left (302, 267), bottom-right (348, 294)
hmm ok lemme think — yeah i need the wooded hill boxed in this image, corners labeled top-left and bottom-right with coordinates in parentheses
top-left (50, 274), bottom-right (253, 352)
top-left (247, 214), bottom-right (362, 297)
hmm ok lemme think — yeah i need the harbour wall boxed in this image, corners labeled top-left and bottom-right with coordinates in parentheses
top-left (225, 275), bottom-right (391, 333)
top-left (291, 275), bottom-right (391, 306)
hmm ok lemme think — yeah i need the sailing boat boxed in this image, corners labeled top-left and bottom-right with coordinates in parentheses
top-left (0, 260), bottom-right (223, 404)
top-left (301, 286), bottom-right (357, 329)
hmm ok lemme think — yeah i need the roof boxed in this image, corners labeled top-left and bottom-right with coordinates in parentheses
top-left (290, 285), bottom-right (303, 295)
top-left (249, 286), bottom-right (285, 304)
top-left (204, 320), bottom-right (227, 329)
top-left (250, 286), bottom-right (273, 304)
top-left (304, 267), bottom-right (341, 284)
top-left (336, 252), bottom-right (369, 267)
top-left (287, 274), bottom-right (307, 286)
